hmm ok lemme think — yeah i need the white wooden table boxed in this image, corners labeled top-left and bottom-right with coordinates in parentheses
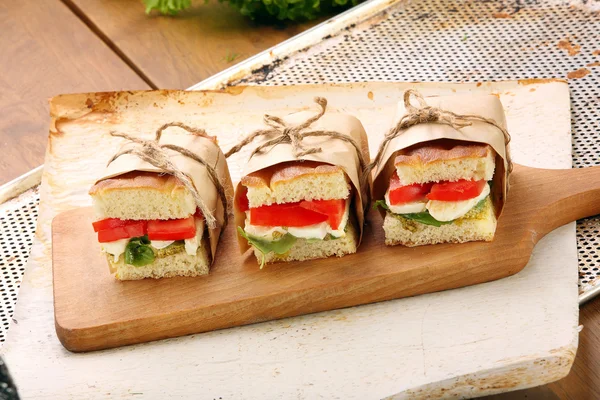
top-left (1, 81), bottom-right (578, 399)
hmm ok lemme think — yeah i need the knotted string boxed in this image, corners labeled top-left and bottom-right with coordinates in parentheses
top-left (107, 122), bottom-right (228, 229)
top-left (226, 97), bottom-right (371, 205)
top-left (364, 89), bottom-right (513, 184)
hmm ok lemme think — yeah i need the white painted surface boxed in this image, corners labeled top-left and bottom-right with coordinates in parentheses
top-left (1, 81), bottom-right (577, 399)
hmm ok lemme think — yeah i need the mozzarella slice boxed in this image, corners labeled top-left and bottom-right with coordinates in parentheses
top-left (426, 184), bottom-right (490, 222)
top-left (101, 239), bottom-right (129, 263)
top-left (184, 218), bottom-right (205, 256)
top-left (384, 191), bottom-right (427, 214)
top-left (244, 197), bottom-right (351, 241)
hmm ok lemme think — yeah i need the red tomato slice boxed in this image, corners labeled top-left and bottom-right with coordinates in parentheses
top-left (194, 208), bottom-right (204, 219)
top-left (147, 216), bottom-right (196, 241)
top-left (237, 186), bottom-right (250, 213)
top-left (92, 218), bottom-right (138, 232)
top-left (388, 172), bottom-right (433, 205)
top-left (97, 221), bottom-right (146, 243)
top-left (250, 202), bottom-right (328, 227)
top-left (427, 179), bottom-right (486, 201)
top-left (299, 199), bottom-right (346, 230)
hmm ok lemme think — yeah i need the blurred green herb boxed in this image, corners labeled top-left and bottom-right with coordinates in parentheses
top-left (462, 33), bottom-right (468, 41)
top-left (144, 0), bottom-right (192, 15)
top-left (223, 51), bottom-right (242, 63)
top-left (143, 0), bottom-right (361, 21)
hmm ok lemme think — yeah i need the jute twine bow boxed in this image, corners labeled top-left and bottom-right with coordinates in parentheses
top-left (365, 89), bottom-right (513, 182)
top-left (225, 97), bottom-right (371, 205)
top-left (107, 122), bottom-right (228, 229)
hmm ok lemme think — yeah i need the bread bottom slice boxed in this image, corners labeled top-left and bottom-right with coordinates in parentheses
top-left (254, 220), bottom-right (358, 264)
top-left (383, 197), bottom-right (497, 247)
top-left (109, 238), bottom-right (210, 280)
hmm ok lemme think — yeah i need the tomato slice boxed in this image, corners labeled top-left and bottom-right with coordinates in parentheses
top-left (427, 179), bottom-right (486, 201)
top-left (97, 222), bottom-right (146, 243)
top-left (299, 199), bottom-right (346, 230)
top-left (388, 172), bottom-right (433, 205)
top-left (237, 186), bottom-right (250, 213)
top-left (250, 202), bottom-right (328, 227)
top-left (147, 216), bottom-right (196, 241)
top-left (92, 218), bottom-right (139, 232)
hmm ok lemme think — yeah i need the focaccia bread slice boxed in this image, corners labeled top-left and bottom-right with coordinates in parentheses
top-left (394, 142), bottom-right (496, 185)
top-left (254, 219), bottom-right (358, 264)
top-left (109, 237), bottom-right (210, 280)
top-left (383, 195), bottom-right (497, 247)
top-left (242, 161), bottom-right (351, 208)
top-left (90, 172), bottom-right (196, 220)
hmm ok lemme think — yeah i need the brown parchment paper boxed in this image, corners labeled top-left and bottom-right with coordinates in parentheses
top-left (233, 110), bottom-right (371, 253)
top-left (95, 129), bottom-right (233, 263)
top-left (373, 93), bottom-right (510, 216)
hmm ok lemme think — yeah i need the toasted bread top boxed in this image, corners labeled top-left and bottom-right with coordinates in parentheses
top-left (89, 171), bottom-right (185, 195)
top-left (394, 142), bottom-right (492, 167)
top-left (241, 161), bottom-right (343, 189)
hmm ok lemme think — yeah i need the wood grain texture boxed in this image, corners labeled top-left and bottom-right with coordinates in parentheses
top-left (52, 164), bottom-right (597, 352)
top-left (65, 0), bottom-right (320, 89)
top-left (0, 1), bottom-right (149, 186)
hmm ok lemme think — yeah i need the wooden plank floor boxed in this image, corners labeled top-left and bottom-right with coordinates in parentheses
top-left (0, 1), bottom-right (598, 398)
top-left (64, 0), bottom-right (321, 88)
top-left (0, 0), bottom-right (149, 185)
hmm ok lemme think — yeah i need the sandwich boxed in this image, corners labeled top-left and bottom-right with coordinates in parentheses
top-left (236, 161), bottom-right (359, 265)
top-left (376, 141), bottom-right (497, 246)
top-left (231, 102), bottom-right (370, 267)
top-left (90, 127), bottom-right (231, 280)
top-left (90, 172), bottom-right (211, 280)
top-left (372, 90), bottom-right (510, 247)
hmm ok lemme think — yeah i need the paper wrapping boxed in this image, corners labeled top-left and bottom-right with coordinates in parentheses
top-left (373, 93), bottom-right (510, 216)
top-left (95, 130), bottom-right (233, 262)
top-left (233, 110), bottom-right (371, 253)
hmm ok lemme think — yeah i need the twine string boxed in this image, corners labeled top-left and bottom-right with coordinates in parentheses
top-left (225, 97), bottom-right (371, 206)
top-left (364, 89), bottom-right (513, 185)
top-left (108, 122), bottom-right (228, 229)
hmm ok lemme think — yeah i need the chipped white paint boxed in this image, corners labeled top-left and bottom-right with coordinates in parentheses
top-left (1, 80), bottom-right (577, 399)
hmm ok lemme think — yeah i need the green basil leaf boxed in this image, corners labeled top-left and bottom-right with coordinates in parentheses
top-left (238, 227), bottom-right (297, 268)
top-left (402, 212), bottom-right (454, 227)
top-left (373, 199), bottom-right (390, 211)
top-left (306, 233), bottom-right (341, 243)
top-left (125, 236), bottom-right (155, 267)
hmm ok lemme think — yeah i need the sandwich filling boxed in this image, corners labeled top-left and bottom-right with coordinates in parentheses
top-left (238, 189), bottom-right (351, 266)
top-left (377, 171), bottom-right (491, 226)
top-left (92, 211), bottom-right (205, 266)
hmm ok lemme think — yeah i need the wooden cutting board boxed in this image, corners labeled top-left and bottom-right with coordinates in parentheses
top-left (52, 163), bottom-right (600, 352)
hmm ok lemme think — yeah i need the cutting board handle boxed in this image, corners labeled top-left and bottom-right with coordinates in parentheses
top-left (518, 164), bottom-right (600, 237)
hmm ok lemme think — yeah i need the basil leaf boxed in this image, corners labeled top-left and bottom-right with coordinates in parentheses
top-left (373, 199), bottom-right (390, 211)
top-left (237, 227), bottom-right (297, 268)
top-left (306, 234), bottom-right (340, 243)
top-left (402, 212), bottom-right (454, 227)
top-left (125, 236), bottom-right (155, 267)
